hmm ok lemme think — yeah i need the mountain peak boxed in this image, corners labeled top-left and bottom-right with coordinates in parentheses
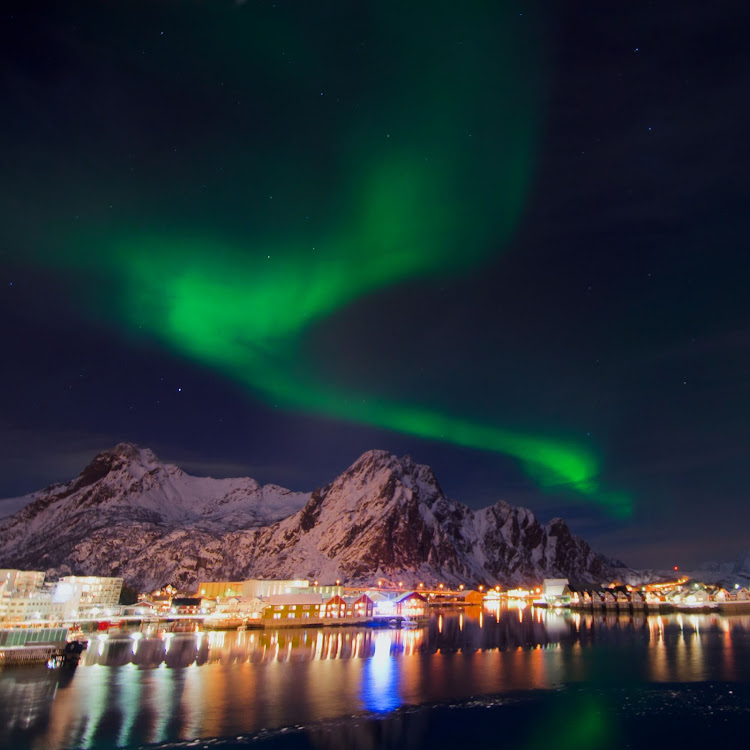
top-left (111, 441), bottom-right (153, 458)
top-left (74, 442), bottom-right (160, 491)
top-left (342, 449), bottom-right (443, 498)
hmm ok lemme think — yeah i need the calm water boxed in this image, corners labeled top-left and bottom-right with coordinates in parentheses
top-left (2, 608), bottom-right (750, 750)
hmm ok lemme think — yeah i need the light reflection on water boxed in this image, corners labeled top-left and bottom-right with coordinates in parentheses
top-left (2, 608), bottom-right (750, 749)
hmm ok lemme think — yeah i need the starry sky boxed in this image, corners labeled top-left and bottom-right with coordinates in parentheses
top-left (1, 1), bottom-right (748, 569)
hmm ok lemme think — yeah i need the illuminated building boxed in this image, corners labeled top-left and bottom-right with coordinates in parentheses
top-left (0, 569), bottom-right (52, 622)
top-left (197, 578), bottom-right (310, 598)
top-left (394, 592), bottom-right (427, 618)
top-left (52, 575), bottom-right (123, 619)
top-left (541, 579), bottom-right (571, 607)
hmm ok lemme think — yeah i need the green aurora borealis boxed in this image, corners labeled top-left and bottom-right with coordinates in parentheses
top-left (9, 3), bottom-right (630, 516)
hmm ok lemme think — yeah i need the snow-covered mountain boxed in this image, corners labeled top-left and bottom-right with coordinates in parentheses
top-left (0, 443), bottom-right (309, 586)
top-left (682, 551), bottom-right (750, 589)
top-left (0, 444), bottom-right (629, 591)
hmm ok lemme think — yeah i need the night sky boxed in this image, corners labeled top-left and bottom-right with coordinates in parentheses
top-left (1, 2), bottom-right (748, 569)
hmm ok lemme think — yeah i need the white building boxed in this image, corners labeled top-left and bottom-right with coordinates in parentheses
top-left (53, 575), bottom-right (123, 619)
top-left (0, 569), bottom-right (53, 623)
top-left (214, 596), bottom-right (264, 617)
top-left (0, 591), bottom-right (56, 622)
top-left (0, 569), bottom-right (46, 597)
top-left (542, 578), bottom-right (571, 607)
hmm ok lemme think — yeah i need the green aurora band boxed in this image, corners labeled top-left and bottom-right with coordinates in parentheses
top-left (107, 230), bottom-right (629, 516)
top-left (38, 5), bottom-right (631, 516)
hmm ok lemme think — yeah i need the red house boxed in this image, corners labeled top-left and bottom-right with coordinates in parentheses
top-left (323, 594), bottom-right (348, 618)
top-left (349, 594), bottom-right (374, 618)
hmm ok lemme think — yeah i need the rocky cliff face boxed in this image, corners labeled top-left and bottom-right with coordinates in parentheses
top-left (0, 445), bottom-right (628, 591)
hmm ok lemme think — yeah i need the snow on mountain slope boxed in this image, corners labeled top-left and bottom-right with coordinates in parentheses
top-left (0, 445), bottom-right (629, 591)
top-left (3, 442), bottom-right (308, 532)
top-left (0, 443), bottom-right (310, 587)
top-left (210, 450), bottom-right (627, 588)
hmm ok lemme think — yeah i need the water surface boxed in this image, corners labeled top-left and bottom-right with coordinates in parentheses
top-left (2, 607), bottom-right (749, 749)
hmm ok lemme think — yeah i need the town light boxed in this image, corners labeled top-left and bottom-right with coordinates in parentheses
top-left (459, 584), bottom-right (464, 591)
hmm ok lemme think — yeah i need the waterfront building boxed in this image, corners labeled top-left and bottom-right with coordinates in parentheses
top-left (684, 588), bottom-right (710, 606)
top-left (602, 590), bottom-right (617, 608)
top-left (348, 594), bottom-right (374, 618)
top-left (197, 578), bottom-right (313, 599)
top-left (171, 597), bottom-right (202, 614)
top-left (52, 575), bottom-right (123, 619)
top-left (260, 592), bottom-right (374, 624)
top-left (323, 594), bottom-right (349, 618)
top-left (0, 590), bottom-right (56, 622)
top-left (1, 571), bottom-right (123, 622)
top-left (263, 593), bottom-right (324, 622)
top-left (364, 589), bottom-right (393, 605)
top-left (122, 601), bottom-right (160, 617)
top-left (542, 579), bottom-right (571, 607)
top-left (0, 570), bottom-right (52, 622)
top-left (616, 590), bottom-right (630, 608)
top-left (214, 596), bottom-right (264, 618)
top-left (459, 590), bottom-right (484, 605)
top-left (0, 569), bottom-right (46, 597)
top-left (197, 581), bottom-right (246, 598)
top-left (395, 592), bottom-right (427, 618)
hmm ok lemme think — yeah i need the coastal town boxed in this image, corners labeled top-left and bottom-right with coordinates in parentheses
top-left (2, 567), bottom-right (750, 667)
